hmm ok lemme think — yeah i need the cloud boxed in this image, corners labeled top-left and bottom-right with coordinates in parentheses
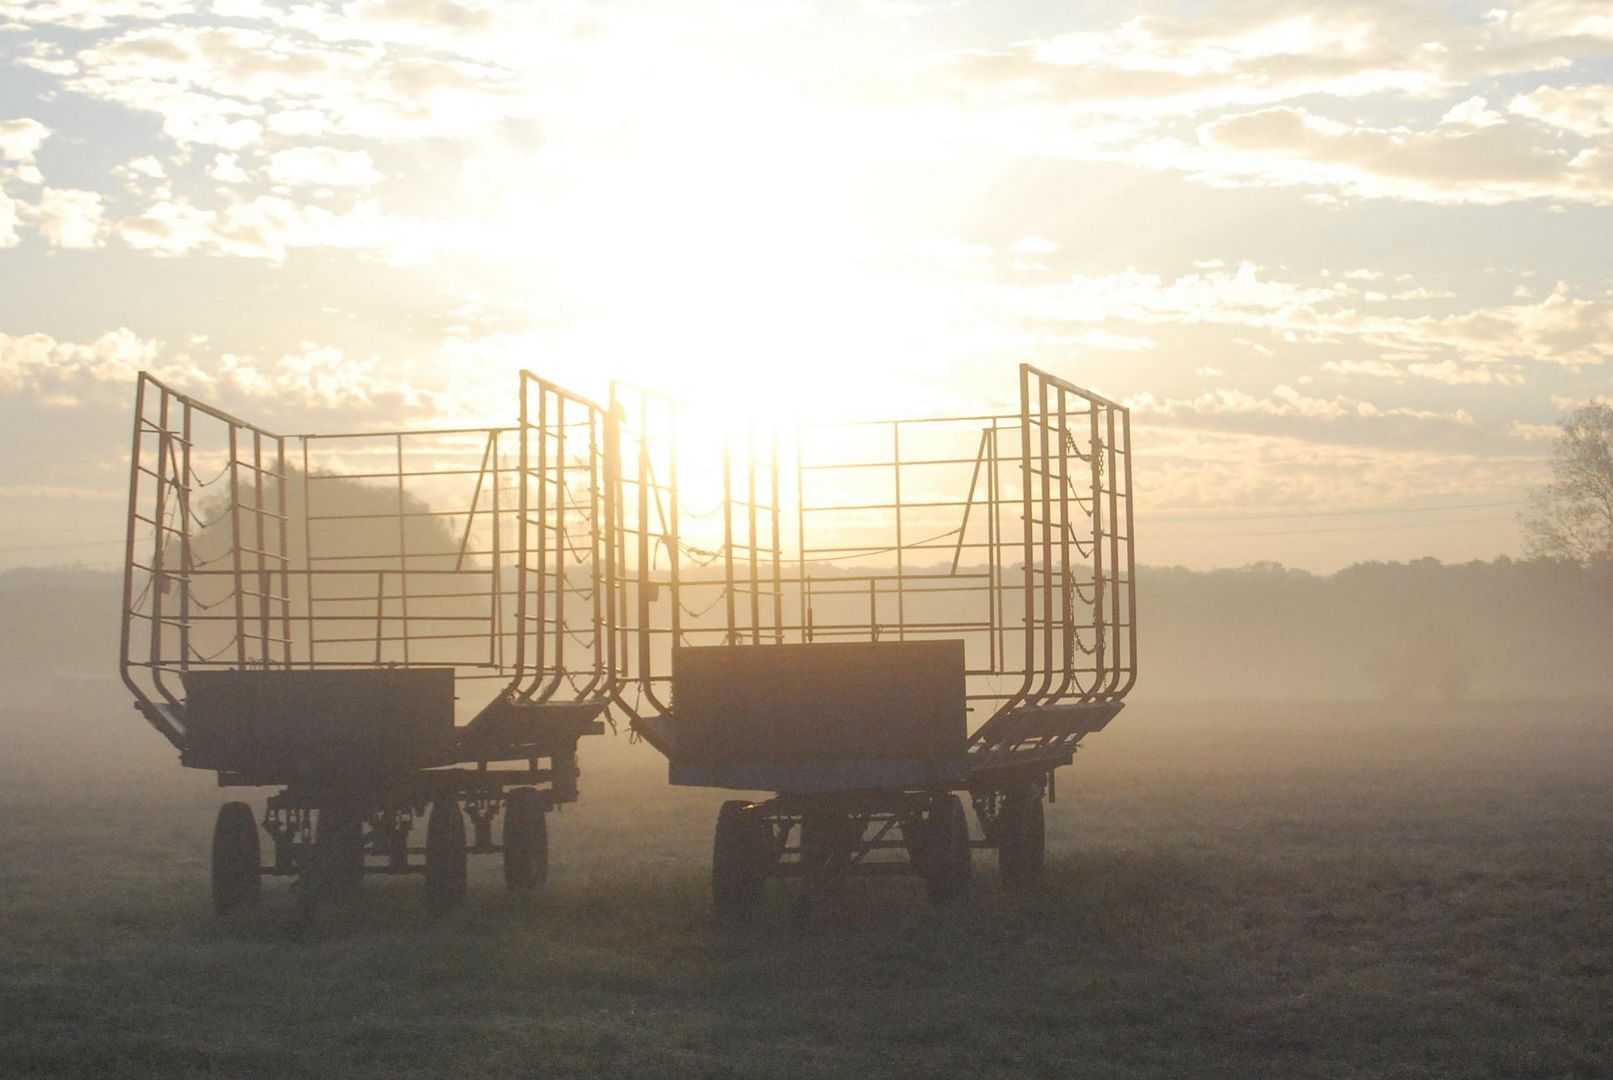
top-left (1510, 83), bottom-right (1613, 136)
top-left (34, 188), bottom-right (107, 248)
top-left (0, 328), bottom-right (167, 398)
top-left (45, 21), bottom-right (526, 151)
top-left (918, 2), bottom-right (1611, 119)
top-left (0, 118), bottom-right (50, 165)
top-left (991, 261), bottom-right (1340, 327)
top-left (0, 328), bottom-right (434, 417)
top-left (1324, 358), bottom-right (1527, 386)
top-left (908, 3), bottom-right (1613, 206)
top-left (1129, 384), bottom-right (1474, 426)
top-left (1499, 1), bottom-right (1613, 41)
top-left (1010, 235), bottom-right (1060, 255)
top-left (1192, 105), bottom-right (1613, 205)
top-left (208, 153), bottom-right (249, 184)
top-left (1137, 425), bottom-right (1534, 516)
top-left (925, 9), bottom-right (1463, 115)
top-left (265, 109), bottom-right (329, 137)
top-left (0, 190), bottom-right (17, 248)
top-left (1070, 328), bottom-right (1156, 351)
top-left (344, 0), bottom-right (496, 34)
top-left (219, 343), bottom-right (434, 412)
top-left (1440, 96), bottom-right (1505, 127)
top-left (266, 146), bottom-right (383, 187)
top-left (986, 264), bottom-right (1612, 397)
top-left (116, 194), bottom-right (393, 259)
top-left (0, 0), bottom-right (193, 32)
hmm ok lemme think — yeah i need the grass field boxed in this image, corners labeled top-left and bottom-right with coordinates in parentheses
top-left (2, 699), bottom-right (1609, 1079)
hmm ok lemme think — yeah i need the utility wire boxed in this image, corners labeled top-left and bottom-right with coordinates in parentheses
top-left (1151, 500), bottom-right (1523, 524)
top-left (1153, 514), bottom-right (1517, 540)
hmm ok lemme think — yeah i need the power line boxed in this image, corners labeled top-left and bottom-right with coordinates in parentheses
top-left (0, 525), bottom-right (121, 539)
top-left (1152, 515), bottom-right (1518, 540)
top-left (1149, 500), bottom-right (1523, 524)
top-left (0, 537), bottom-right (126, 555)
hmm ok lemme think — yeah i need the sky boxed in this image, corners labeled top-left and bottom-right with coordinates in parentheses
top-left (1, 0), bottom-right (1611, 574)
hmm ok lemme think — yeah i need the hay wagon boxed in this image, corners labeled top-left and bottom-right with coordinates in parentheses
top-left (120, 371), bottom-right (612, 916)
top-left (607, 364), bottom-right (1137, 919)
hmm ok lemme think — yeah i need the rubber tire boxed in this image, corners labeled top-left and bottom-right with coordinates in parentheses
top-left (997, 785), bottom-right (1046, 891)
top-left (425, 800), bottom-right (468, 917)
top-left (503, 787), bottom-right (549, 893)
top-left (712, 801), bottom-right (771, 925)
top-left (921, 794), bottom-right (972, 905)
top-left (211, 802), bottom-right (262, 915)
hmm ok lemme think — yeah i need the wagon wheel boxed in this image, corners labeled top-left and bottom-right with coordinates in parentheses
top-left (503, 787), bottom-right (549, 893)
top-left (712, 801), bottom-right (771, 925)
top-left (996, 783), bottom-right (1046, 891)
top-left (919, 794), bottom-right (972, 905)
top-left (211, 802), bottom-right (262, 915)
top-left (425, 799), bottom-right (468, 917)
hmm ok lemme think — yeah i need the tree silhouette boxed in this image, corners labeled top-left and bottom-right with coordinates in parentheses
top-left (1522, 403), bottom-right (1613, 564)
top-left (171, 467), bottom-right (485, 667)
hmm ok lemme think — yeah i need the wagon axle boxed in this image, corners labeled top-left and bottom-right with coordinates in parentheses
top-left (710, 779), bottom-right (1050, 923)
top-left (210, 785), bottom-right (554, 919)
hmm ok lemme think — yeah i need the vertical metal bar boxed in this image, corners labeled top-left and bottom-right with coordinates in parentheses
top-left (177, 401), bottom-right (193, 674)
top-left (804, 575), bottom-right (814, 643)
top-left (747, 424), bottom-right (760, 644)
top-left (490, 431), bottom-right (503, 671)
top-left (530, 385), bottom-right (548, 692)
top-left (1106, 405), bottom-right (1122, 694)
top-left (667, 396), bottom-right (682, 658)
top-left (987, 419), bottom-right (1001, 675)
top-left (1037, 377), bottom-right (1054, 703)
top-left (796, 426), bottom-right (809, 646)
top-left (119, 377), bottom-right (148, 695)
top-left (302, 439), bottom-right (315, 667)
top-left (637, 394), bottom-right (654, 687)
top-left (1016, 366), bottom-right (1037, 704)
top-left (609, 390), bottom-right (622, 680)
top-left (1121, 407), bottom-right (1138, 696)
top-left (512, 380), bottom-right (532, 687)
top-left (275, 434), bottom-right (291, 669)
top-left (722, 434), bottom-right (736, 644)
top-left (395, 432), bottom-right (410, 667)
top-left (374, 570), bottom-right (385, 665)
top-left (770, 426), bottom-right (782, 645)
top-left (253, 429), bottom-right (269, 666)
top-left (148, 389), bottom-right (170, 684)
top-left (1088, 398), bottom-right (1105, 697)
top-left (227, 423), bottom-right (246, 667)
top-left (600, 403), bottom-right (619, 698)
top-left (549, 393), bottom-right (566, 692)
top-left (892, 420), bottom-right (904, 641)
top-left (1055, 388), bottom-right (1074, 695)
top-left (868, 578), bottom-right (877, 640)
top-left (589, 408), bottom-right (604, 685)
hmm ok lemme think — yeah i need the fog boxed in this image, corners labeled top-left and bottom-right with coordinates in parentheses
top-left (6, 555), bottom-right (1611, 765)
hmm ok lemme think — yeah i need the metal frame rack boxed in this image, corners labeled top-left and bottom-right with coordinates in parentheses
top-left (606, 364), bottom-right (1137, 918)
top-left (120, 371), bottom-right (612, 917)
